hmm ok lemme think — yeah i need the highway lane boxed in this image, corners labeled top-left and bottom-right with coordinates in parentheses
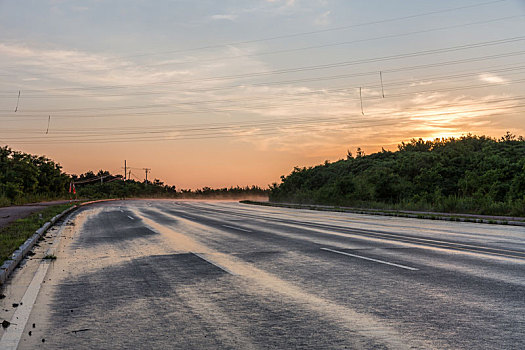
top-left (5, 200), bottom-right (525, 349)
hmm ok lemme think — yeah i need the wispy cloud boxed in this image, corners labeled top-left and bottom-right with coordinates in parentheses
top-left (314, 10), bottom-right (331, 26)
top-left (71, 6), bottom-right (89, 12)
top-left (266, 0), bottom-right (296, 5)
top-left (0, 41), bottom-right (522, 163)
top-left (478, 73), bottom-right (507, 84)
top-left (211, 14), bottom-right (238, 21)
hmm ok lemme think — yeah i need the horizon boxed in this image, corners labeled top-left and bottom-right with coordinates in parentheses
top-left (4, 131), bottom-right (522, 190)
top-left (1, 1), bottom-right (524, 189)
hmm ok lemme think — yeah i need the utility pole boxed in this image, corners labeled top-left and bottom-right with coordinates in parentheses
top-left (124, 160), bottom-right (127, 180)
top-left (143, 168), bottom-right (151, 186)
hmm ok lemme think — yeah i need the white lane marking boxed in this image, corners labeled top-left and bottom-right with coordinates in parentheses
top-left (192, 253), bottom-right (237, 275)
top-left (120, 210), bottom-right (124, 213)
top-left (0, 211), bottom-right (74, 350)
top-left (221, 224), bottom-right (252, 233)
top-left (321, 247), bottom-right (419, 271)
top-left (127, 215), bottom-right (134, 220)
top-left (0, 262), bottom-right (49, 349)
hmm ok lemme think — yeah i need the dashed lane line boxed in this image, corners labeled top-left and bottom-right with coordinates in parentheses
top-left (321, 247), bottom-right (419, 271)
top-left (221, 224), bottom-right (252, 233)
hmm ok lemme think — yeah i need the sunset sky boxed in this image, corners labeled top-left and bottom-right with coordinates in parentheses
top-left (1, 0), bottom-right (524, 189)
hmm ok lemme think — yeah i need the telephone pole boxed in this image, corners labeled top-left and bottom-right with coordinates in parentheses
top-left (143, 168), bottom-right (151, 186)
top-left (124, 160), bottom-right (127, 180)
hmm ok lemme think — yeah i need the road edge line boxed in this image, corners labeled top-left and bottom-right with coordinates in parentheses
top-left (240, 200), bottom-right (525, 227)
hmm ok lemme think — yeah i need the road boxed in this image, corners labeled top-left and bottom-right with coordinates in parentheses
top-left (2, 200), bottom-right (525, 349)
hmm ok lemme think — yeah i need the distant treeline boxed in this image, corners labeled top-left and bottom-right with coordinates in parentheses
top-left (0, 146), bottom-right (267, 206)
top-left (178, 185), bottom-right (268, 199)
top-left (270, 134), bottom-right (525, 216)
top-left (72, 172), bottom-right (267, 199)
top-left (71, 170), bottom-right (178, 199)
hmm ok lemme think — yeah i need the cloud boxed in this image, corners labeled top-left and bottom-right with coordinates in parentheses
top-left (71, 6), bottom-right (89, 12)
top-left (410, 92), bottom-right (446, 105)
top-left (266, 0), bottom-right (296, 5)
top-left (314, 10), bottom-right (331, 26)
top-left (1, 41), bottom-right (522, 162)
top-left (478, 73), bottom-right (507, 84)
top-left (409, 80), bottom-right (433, 87)
top-left (211, 14), bottom-right (238, 21)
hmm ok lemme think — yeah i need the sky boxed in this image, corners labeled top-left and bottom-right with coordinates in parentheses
top-left (0, 0), bottom-right (524, 189)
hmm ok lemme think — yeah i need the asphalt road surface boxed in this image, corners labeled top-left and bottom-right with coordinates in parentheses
top-left (3, 200), bottom-right (525, 349)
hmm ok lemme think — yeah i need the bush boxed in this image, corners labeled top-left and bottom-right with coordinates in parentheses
top-left (270, 134), bottom-right (525, 216)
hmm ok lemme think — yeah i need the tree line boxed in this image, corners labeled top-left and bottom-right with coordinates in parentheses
top-left (270, 133), bottom-right (525, 216)
top-left (0, 146), bottom-right (268, 206)
top-left (0, 146), bottom-right (70, 205)
top-left (73, 173), bottom-right (267, 200)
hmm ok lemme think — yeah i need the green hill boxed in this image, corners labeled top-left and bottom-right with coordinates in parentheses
top-left (270, 133), bottom-right (525, 216)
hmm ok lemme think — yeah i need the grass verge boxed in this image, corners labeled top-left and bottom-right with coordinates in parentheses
top-left (0, 203), bottom-right (74, 265)
top-left (0, 194), bottom-right (74, 208)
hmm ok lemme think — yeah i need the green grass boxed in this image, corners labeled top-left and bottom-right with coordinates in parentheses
top-left (0, 203), bottom-right (74, 265)
top-left (0, 194), bottom-right (73, 208)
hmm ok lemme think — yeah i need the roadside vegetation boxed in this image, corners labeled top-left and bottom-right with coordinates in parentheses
top-left (0, 203), bottom-right (73, 264)
top-left (72, 170), bottom-right (178, 199)
top-left (0, 146), bottom-right (268, 206)
top-left (73, 171), bottom-right (267, 200)
top-left (270, 133), bottom-right (525, 217)
top-left (177, 185), bottom-right (268, 200)
top-left (0, 146), bottom-right (70, 206)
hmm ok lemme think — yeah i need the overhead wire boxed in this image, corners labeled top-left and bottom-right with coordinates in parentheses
top-left (1, 61), bottom-right (525, 100)
top-left (3, 100), bottom-right (524, 143)
top-left (1, 14), bottom-right (522, 79)
top-left (0, 0), bottom-right (509, 72)
top-left (1, 36), bottom-right (523, 96)
top-left (1, 0), bottom-right (522, 147)
top-left (5, 94), bottom-right (525, 136)
top-left (3, 74), bottom-right (524, 116)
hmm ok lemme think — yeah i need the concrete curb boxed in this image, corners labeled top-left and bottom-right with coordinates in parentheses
top-left (0, 198), bottom-right (121, 286)
top-left (0, 205), bottom-right (76, 285)
top-left (241, 201), bottom-right (525, 227)
top-left (79, 198), bottom-right (121, 206)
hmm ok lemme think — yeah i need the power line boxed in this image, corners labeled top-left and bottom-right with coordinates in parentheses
top-left (4, 94), bottom-right (524, 135)
top-left (1, 36), bottom-right (522, 98)
top-left (14, 90), bottom-right (20, 111)
top-left (3, 62), bottom-right (524, 100)
top-left (2, 73), bottom-right (524, 117)
top-left (5, 94), bottom-right (518, 135)
top-left (2, 14), bottom-right (521, 79)
top-left (0, 0), bottom-right (508, 72)
top-left (3, 102), bottom-right (524, 144)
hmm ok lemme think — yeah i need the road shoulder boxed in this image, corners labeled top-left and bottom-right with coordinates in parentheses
top-left (241, 200), bottom-right (525, 226)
